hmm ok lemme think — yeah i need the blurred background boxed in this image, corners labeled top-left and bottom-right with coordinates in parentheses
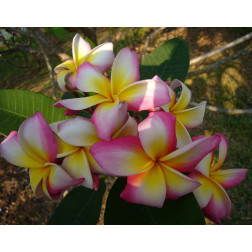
top-left (0, 27), bottom-right (251, 224)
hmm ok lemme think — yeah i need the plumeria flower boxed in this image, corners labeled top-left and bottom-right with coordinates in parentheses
top-left (189, 134), bottom-right (247, 224)
top-left (156, 77), bottom-right (206, 147)
top-left (0, 112), bottom-right (84, 201)
top-left (52, 102), bottom-right (138, 190)
top-left (54, 33), bottom-right (114, 92)
top-left (90, 112), bottom-right (221, 208)
top-left (54, 47), bottom-right (171, 141)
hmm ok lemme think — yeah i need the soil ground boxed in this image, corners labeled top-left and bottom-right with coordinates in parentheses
top-left (0, 27), bottom-right (251, 225)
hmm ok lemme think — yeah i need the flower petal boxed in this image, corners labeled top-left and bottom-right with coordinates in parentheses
top-left (54, 134), bottom-right (79, 158)
top-left (90, 136), bottom-right (154, 176)
top-left (175, 119), bottom-right (192, 148)
top-left (62, 148), bottom-right (93, 189)
top-left (173, 101), bottom-right (206, 129)
top-left (54, 94), bottom-right (108, 111)
top-left (189, 170), bottom-right (213, 208)
top-left (120, 163), bottom-right (166, 208)
top-left (57, 69), bottom-right (73, 92)
top-left (210, 169), bottom-right (248, 189)
top-left (18, 112), bottom-right (58, 163)
top-left (160, 163), bottom-right (201, 200)
top-left (58, 116), bottom-right (100, 147)
top-left (49, 121), bottom-right (79, 157)
top-left (1, 131), bottom-right (44, 168)
top-left (210, 133), bottom-right (228, 172)
top-left (72, 34), bottom-right (91, 67)
top-left (84, 42), bottom-right (114, 72)
top-left (91, 96), bottom-right (120, 141)
top-left (47, 163), bottom-right (84, 200)
top-left (169, 79), bottom-right (191, 112)
top-left (111, 101), bottom-right (129, 136)
top-left (202, 179), bottom-right (231, 224)
top-left (76, 62), bottom-right (112, 98)
top-left (111, 47), bottom-right (140, 94)
top-left (54, 59), bottom-right (76, 73)
top-left (192, 135), bottom-right (213, 176)
top-left (152, 76), bottom-right (176, 112)
top-left (138, 112), bottom-right (177, 160)
top-left (84, 146), bottom-right (109, 175)
top-left (29, 167), bottom-right (49, 197)
top-left (160, 135), bottom-right (221, 173)
top-left (194, 152), bottom-right (213, 177)
top-left (118, 77), bottom-right (171, 111)
top-left (112, 116), bottom-right (138, 139)
top-left (49, 120), bottom-right (63, 134)
top-left (68, 72), bottom-right (77, 89)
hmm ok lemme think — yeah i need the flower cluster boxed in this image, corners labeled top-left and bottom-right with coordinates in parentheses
top-left (0, 34), bottom-right (247, 224)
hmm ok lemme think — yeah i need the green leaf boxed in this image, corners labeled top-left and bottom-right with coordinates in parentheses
top-left (47, 179), bottom-right (106, 225)
top-left (0, 89), bottom-right (72, 136)
top-left (104, 178), bottom-right (205, 225)
top-left (140, 38), bottom-right (190, 82)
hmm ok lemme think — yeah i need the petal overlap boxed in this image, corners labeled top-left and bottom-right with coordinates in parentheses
top-left (84, 42), bottom-right (114, 72)
top-left (173, 101), bottom-right (206, 129)
top-left (160, 163), bottom-right (201, 200)
top-left (169, 79), bottom-right (192, 112)
top-left (111, 47), bottom-right (140, 94)
top-left (120, 164), bottom-right (166, 208)
top-left (62, 148), bottom-right (93, 189)
top-left (160, 135), bottom-right (221, 173)
top-left (72, 33), bottom-right (92, 67)
top-left (91, 96), bottom-right (120, 141)
top-left (118, 78), bottom-right (171, 111)
top-left (58, 116), bottom-right (100, 146)
top-left (54, 94), bottom-right (109, 111)
top-left (138, 112), bottom-right (177, 160)
top-left (90, 136), bottom-right (154, 176)
top-left (202, 179), bottom-right (231, 225)
top-left (18, 112), bottom-right (58, 163)
top-left (76, 62), bottom-right (112, 98)
top-left (1, 131), bottom-right (44, 168)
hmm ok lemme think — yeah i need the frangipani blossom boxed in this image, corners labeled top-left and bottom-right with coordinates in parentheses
top-left (54, 33), bottom-right (114, 92)
top-left (158, 77), bottom-right (206, 147)
top-left (0, 112), bottom-right (83, 201)
top-left (90, 112), bottom-right (221, 208)
top-left (189, 134), bottom-right (247, 224)
top-left (54, 47), bottom-right (171, 141)
top-left (53, 102), bottom-right (138, 190)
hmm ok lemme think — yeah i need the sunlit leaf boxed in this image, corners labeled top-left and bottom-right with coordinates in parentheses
top-left (0, 89), bottom-right (72, 136)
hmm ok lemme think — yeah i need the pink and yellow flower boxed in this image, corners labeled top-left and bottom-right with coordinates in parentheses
top-left (52, 102), bottom-right (138, 190)
top-left (54, 33), bottom-right (114, 92)
top-left (0, 112), bottom-right (83, 201)
top-left (189, 134), bottom-right (247, 224)
top-left (157, 77), bottom-right (206, 147)
top-left (54, 47), bottom-right (171, 141)
top-left (90, 112), bottom-right (221, 208)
